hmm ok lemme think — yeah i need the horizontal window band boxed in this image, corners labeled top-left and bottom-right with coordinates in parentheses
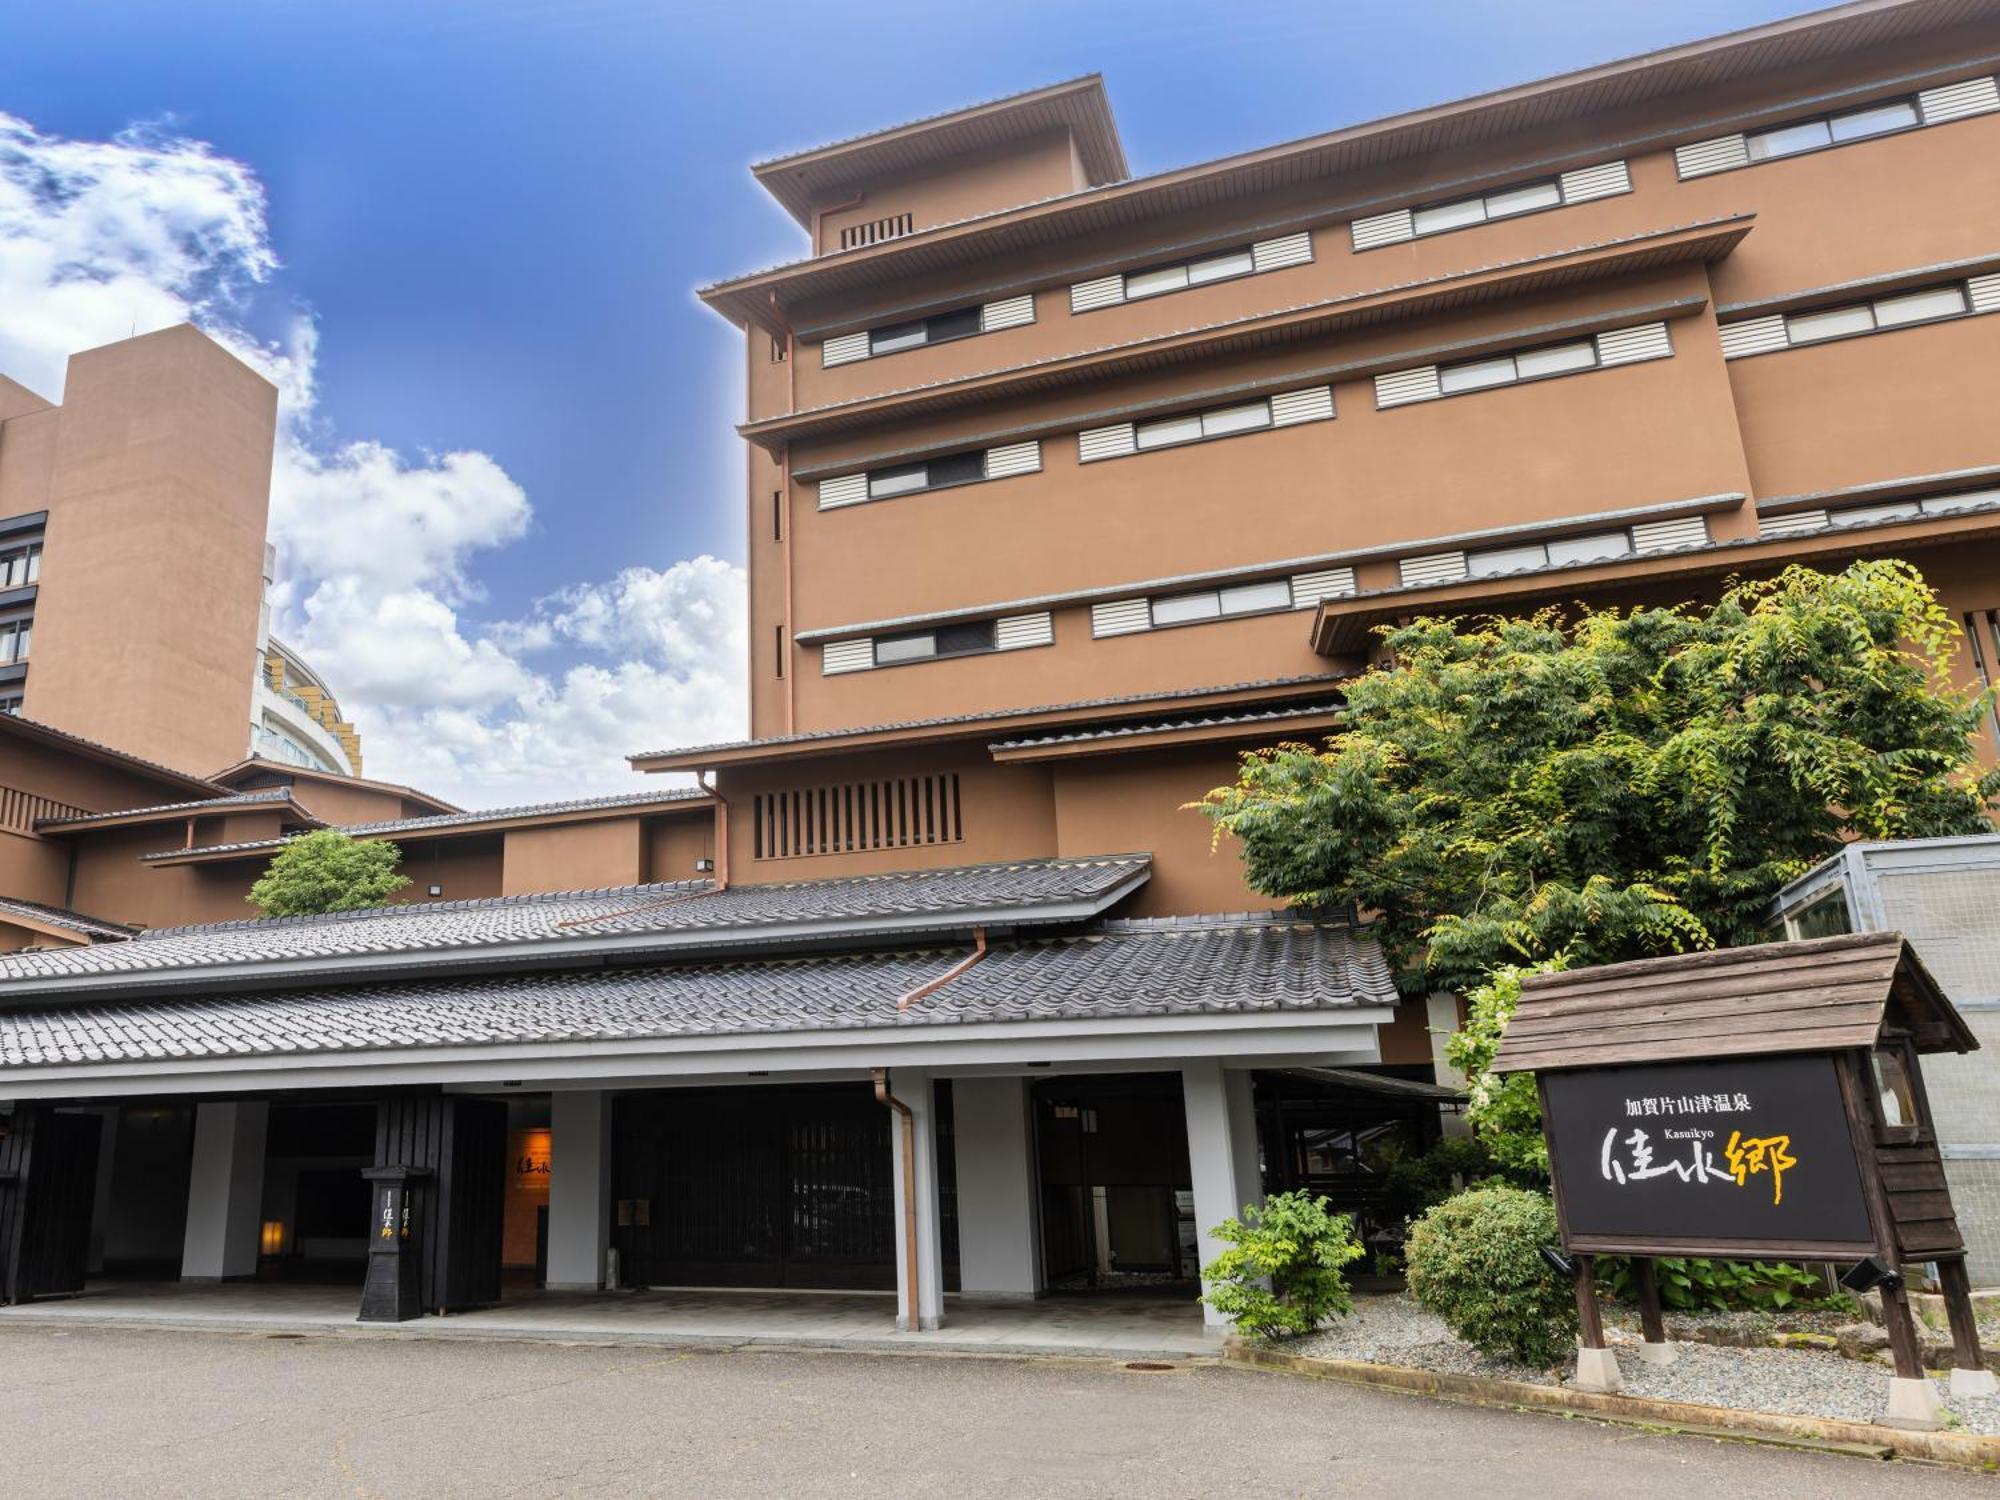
top-left (1077, 386), bottom-right (1334, 465)
top-left (1350, 160), bottom-right (1631, 251)
top-left (1755, 463), bottom-right (2000, 516)
top-left (1715, 251), bottom-right (2000, 320)
top-left (793, 491), bottom-right (1744, 644)
top-left (1374, 322), bottom-right (1671, 408)
top-left (1674, 72), bottom-right (1998, 178)
top-left (761, 54), bottom-right (1996, 341)
top-left (786, 293), bottom-right (1712, 481)
top-left (816, 442), bottom-right (1044, 509)
top-left (1718, 271), bottom-right (2000, 360)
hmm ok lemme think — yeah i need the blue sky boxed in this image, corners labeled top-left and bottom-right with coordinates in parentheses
top-left (0, 0), bottom-right (1810, 802)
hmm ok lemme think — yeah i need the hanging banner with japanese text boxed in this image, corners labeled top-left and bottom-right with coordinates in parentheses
top-left (1542, 1054), bottom-right (1874, 1252)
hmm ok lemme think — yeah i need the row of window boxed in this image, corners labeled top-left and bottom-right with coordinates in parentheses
top-left (1719, 274), bottom-right (2000, 359)
top-left (821, 611), bottom-right (1053, 675)
top-left (0, 543), bottom-right (40, 591)
top-left (1091, 567), bottom-right (1356, 639)
top-left (0, 617), bottom-right (31, 665)
top-left (1395, 516), bottom-right (1712, 589)
top-left (1757, 486), bottom-right (2000, 539)
top-left (810, 73), bottom-right (1996, 369)
top-left (1375, 321), bottom-right (1673, 408)
top-left (1078, 386), bottom-right (1333, 464)
top-left (816, 440), bottom-right (1042, 509)
top-left (1349, 160), bottom-right (1630, 250)
top-left (1676, 73), bottom-right (1998, 178)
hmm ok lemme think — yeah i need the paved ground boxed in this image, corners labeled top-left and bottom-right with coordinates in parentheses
top-left (0, 1281), bottom-right (1215, 1358)
top-left (1, 1324), bottom-right (1990, 1498)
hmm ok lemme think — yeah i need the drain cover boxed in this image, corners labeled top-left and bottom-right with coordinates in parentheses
top-left (1122, 1361), bottom-right (1177, 1372)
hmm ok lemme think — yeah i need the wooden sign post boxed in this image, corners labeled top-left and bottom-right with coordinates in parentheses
top-left (1492, 932), bottom-right (1990, 1431)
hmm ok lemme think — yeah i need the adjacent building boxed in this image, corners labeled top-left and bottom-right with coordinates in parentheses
top-left (2, 0), bottom-right (1999, 1331)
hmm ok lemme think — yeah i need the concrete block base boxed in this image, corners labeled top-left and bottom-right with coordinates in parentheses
top-left (1573, 1345), bottom-right (1622, 1393)
top-left (896, 1315), bottom-right (944, 1332)
top-left (1638, 1340), bottom-right (1676, 1366)
top-left (1883, 1375), bottom-right (1946, 1430)
top-left (1949, 1365), bottom-right (1999, 1399)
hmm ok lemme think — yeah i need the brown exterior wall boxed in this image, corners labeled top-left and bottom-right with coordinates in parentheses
top-left (19, 325), bottom-right (277, 778)
top-left (813, 131), bottom-right (1086, 255)
top-left (501, 819), bottom-right (644, 896)
top-left (643, 810), bottom-right (715, 886)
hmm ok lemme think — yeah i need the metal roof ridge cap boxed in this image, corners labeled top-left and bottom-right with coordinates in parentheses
top-left (794, 492), bottom-right (1747, 643)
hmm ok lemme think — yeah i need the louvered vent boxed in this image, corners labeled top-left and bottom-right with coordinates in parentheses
top-left (821, 332), bottom-right (872, 368)
top-left (1070, 275), bottom-right (1126, 314)
top-left (839, 213), bottom-right (914, 250)
top-left (1251, 232), bottom-right (1314, 272)
top-left (1375, 366), bottom-right (1442, 408)
top-left (1290, 568), bottom-right (1357, 607)
top-left (0, 789), bottom-right (87, 834)
top-left (1758, 510), bottom-right (1830, 538)
top-left (1558, 160), bottom-right (1631, 202)
top-left (981, 295), bottom-right (1036, 331)
top-left (984, 441), bottom-right (1043, 479)
top-left (1595, 322), bottom-right (1673, 366)
top-left (1631, 515), bottom-right (1710, 553)
top-left (1718, 316), bottom-right (1790, 360)
top-left (1918, 75), bottom-right (2000, 123)
top-left (1675, 135), bottom-right (1751, 178)
top-left (1078, 423), bottom-right (1138, 463)
top-left (995, 612), bottom-right (1054, 650)
top-left (820, 639), bottom-right (875, 675)
top-left (817, 473), bottom-right (870, 510)
top-left (1091, 599), bottom-right (1152, 637)
top-left (753, 773), bottom-right (963, 860)
top-left (1267, 386), bottom-right (1335, 427)
top-left (1969, 274), bottom-right (2000, 315)
top-left (1349, 208), bottom-right (1415, 250)
top-left (1399, 552), bottom-right (1469, 587)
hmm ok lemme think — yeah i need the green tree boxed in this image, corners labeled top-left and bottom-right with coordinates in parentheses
top-left (247, 829), bottom-right (409, 917)
top-left (1197, 560), bottom-right (1997, 995)
top-left (1199, 1190), bottom-right (1366, 1338)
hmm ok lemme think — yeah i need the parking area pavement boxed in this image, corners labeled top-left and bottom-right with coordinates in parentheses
top-left (0, 1322), bottom-right (1989, 1498)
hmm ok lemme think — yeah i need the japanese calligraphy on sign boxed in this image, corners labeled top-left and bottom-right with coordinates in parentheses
top-left (1543, 1054), bottom-right (1873, 1251)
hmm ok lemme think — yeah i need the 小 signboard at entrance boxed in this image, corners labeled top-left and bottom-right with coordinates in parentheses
top-left (1544, 1054), bottom-right (1873, 1252)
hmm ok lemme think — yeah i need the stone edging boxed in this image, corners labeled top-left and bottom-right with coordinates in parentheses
top-left (1226, 1343), bottom-right (2000, 1470)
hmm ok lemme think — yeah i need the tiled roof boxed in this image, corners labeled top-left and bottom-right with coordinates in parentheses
top-left (36, 788), bottom-right (309, 832)
top-left (140, 786), bottom-right (713, 861)
top-left (0, 854), bottom-right (1154, 996)
top-left (0, 898), bottom-right (138, 943)
top-left (0, 915), bottom-right (1392, 1069)
top-left (991, 702), bottom-right (1345, 752)
top-left (630, 675), bottom-right (1345, 761)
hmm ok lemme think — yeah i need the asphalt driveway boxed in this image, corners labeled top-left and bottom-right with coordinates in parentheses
top-left (0, 1323), bottom-right (1986, 1498)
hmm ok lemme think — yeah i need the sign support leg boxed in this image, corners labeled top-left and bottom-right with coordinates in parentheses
top-left (1879, 1267), bottom-right (1945, 1429)
top-left (1571, 1253), bottom-right (1621, 1393)
top-left (1938, 1257), bottom-right (1996, 1398)
top-left (1633, 1256), bottom-right (1675, 1366)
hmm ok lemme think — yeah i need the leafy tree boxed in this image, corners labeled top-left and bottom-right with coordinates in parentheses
top-left (248, 829), bottom-right (409, 917)
top-left (1197, 560), bottom-right (1997, 994)
top-left (1444, 964), bottom-right (1557, 1178)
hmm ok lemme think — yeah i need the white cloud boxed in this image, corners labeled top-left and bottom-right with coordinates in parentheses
top-left (0, 110), bottom-right (746, 807)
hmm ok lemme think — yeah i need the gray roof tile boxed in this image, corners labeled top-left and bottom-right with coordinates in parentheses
top-left (0, 916), bottom-right (1392, 1068)
top-left (37, 788), bottom-right (308, 831)
top-left (0, 898), bottom-right (138, 943)
top-left (0, 854), bottom-right (1153, 994)
top-left (990, 702), bottom-right (1343, 751)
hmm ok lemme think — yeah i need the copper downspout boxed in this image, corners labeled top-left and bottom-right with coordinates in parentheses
top-left (898, 926), bottom-right (988, 1011)
top-left (697, 769), bottom-right (730, 890)
top-left (873, 1067), bottom-right (922, 1332)
top-left (808, 193), bottom-right (866, 259)
top-left (778, 443), bottom-right (795, 734)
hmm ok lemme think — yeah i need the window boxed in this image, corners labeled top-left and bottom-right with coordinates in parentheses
top-left (1438, 338), bottom-right (1597, 394)
top-left (0, 692), bottom-right (20, 715)
top-left (769, 335), bottom-right (789, 363)
top-left (1413, 178), bottom-right (1560, 236)
top-left (1149, 578), bottom-right (1293, 627)
top-left (1784, 280), bottom-right (1969, 345)
top-left (869, 305), bottom-right (982, 356)
top-left (1746, 97), bottom-right (1920, 161)
top-left (865, 449), bottom-right (986, 500)
top-left (1466, 531), bottom-right (1632, 579)
top-left (0, 544), bottom-right (39, 590)
top-left (872, 620), bottom-right (997, 666)
top-left (1126, 245), bottom-right (1256, 300)
top-left (1872, 1046), bottom-right (1919, 1133)
top-left (0, 618), bottom-right (31, 664)
top-left (1351, 161), bottom-right (1630, 250)
top-left (1135, 397), bottom-right (1274, 451)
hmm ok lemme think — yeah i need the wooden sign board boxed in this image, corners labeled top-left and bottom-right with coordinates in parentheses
top-left (1543, 1054), bottom-right (1875, 1256)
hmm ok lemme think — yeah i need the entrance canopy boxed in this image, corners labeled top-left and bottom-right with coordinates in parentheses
top-left (0, 854), bottom-right (1400, 1099)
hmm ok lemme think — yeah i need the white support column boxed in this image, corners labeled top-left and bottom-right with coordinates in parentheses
top-left (952, 1077), bottom-right (1041, 1298)
top-left (1428, 993), bottom-right (1473, 1138)
top-left (181, 1101), bottom-right (269, 1282)
top-left (547, 1090), bottom-right (612, 1292)
top-left (1183, 1061), bottom-right (1263, 1330)
top-left (887, 1069), bottom-right (946, 1330)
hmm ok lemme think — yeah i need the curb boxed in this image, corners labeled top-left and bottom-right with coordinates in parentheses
top-left (1225, 1344), bottom-right (2000, 1469)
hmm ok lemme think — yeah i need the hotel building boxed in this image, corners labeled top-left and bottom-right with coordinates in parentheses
top-left (2, 0), bottom-right (1997, 1331)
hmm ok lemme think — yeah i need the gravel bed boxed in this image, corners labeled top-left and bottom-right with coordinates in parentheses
top-left (1290, 1293), bottom-right (2000, 1436)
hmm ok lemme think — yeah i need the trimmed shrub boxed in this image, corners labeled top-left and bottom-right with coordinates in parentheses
top-left (1199, 1190), bottom-right (1365, 1339)
top-left (1404, 1186), bottom-right (1576, 1367)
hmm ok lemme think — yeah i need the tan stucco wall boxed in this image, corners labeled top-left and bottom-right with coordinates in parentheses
top-left (19, 325), bottom-right (277, 777)
top-left (501, 819), bottom-right (644, 896)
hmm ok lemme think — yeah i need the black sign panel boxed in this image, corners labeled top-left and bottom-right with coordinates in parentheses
top-left (1544, 1054), bottom-right (1874, 1253)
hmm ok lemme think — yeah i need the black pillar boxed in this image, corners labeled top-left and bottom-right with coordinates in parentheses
top-left (370, 1097), bottom-right (507, 1316)
top-left (357, 1166), bottom-right (429, 1323)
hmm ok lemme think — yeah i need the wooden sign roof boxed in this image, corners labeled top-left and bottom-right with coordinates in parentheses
top-left (1490, 932), bottom-right (1977, 1075)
